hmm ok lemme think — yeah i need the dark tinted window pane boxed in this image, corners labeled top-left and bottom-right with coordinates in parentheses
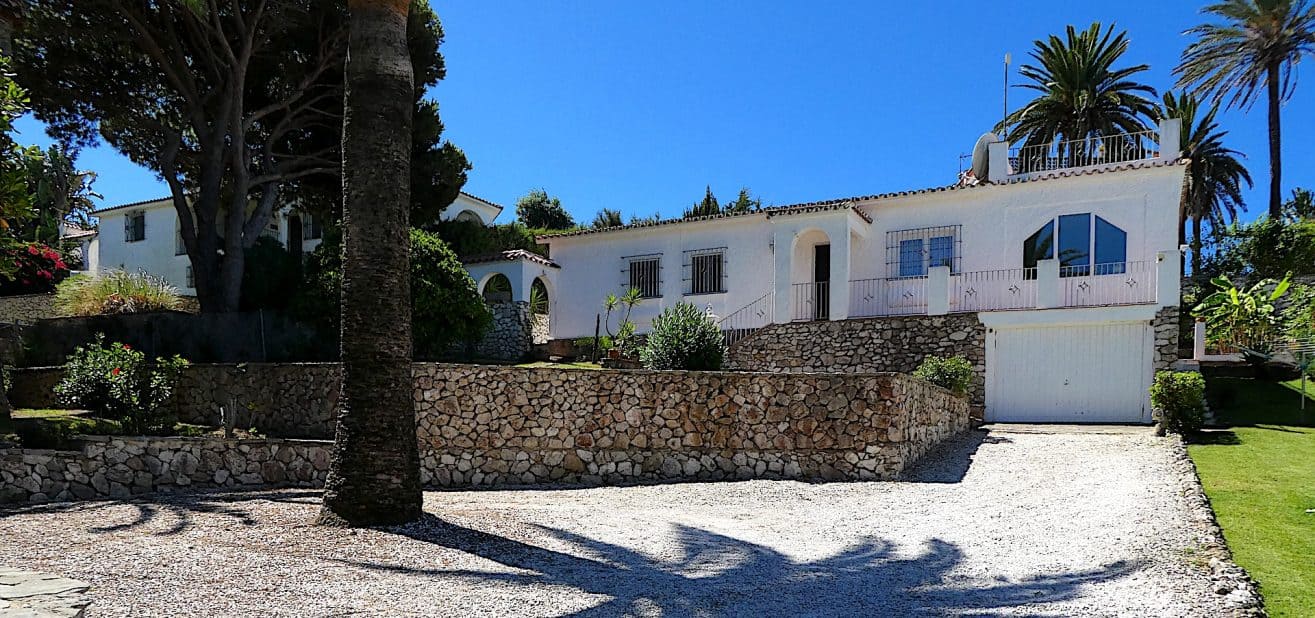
top-left (1058, 213), bottom-right (1091, 269)
top-left (1023, 220), bottom-right (1054, 269)
top-left (929, 236), bottom-right (954, 270)
top-left (898, 239), bottom-right (924, 277)
top-left (1094, 216), bottom-right (1127, 273)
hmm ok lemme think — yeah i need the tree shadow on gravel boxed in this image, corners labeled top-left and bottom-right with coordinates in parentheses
top-left (341, 513), bottom-right (1138, 617)
top-left (0, 488), bottom-right (320, 535)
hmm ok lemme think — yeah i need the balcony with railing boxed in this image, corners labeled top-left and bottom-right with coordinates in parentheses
top-left (962, 118), bottom-right (1180, 183)
top-left (846, 258), bottom-right (1164, 319)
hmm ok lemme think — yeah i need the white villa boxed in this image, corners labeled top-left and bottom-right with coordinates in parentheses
top-left (76, 119), bottom-right (1189, 425)
top-left (85, 191), bottom-right (504, 292)
top-left (507, 119), bottom-right (1188, 424)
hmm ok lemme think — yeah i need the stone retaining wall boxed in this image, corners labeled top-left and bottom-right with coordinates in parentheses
top-left (470, 301), bottom-right (533, 361)
top-left (1152, 306), bottom-right (1180, 372)
top-left (0, 294), bottom-right (62, 323)
top-left (0, 436), bottom-right (329, 504)
top-left (725, 314), bottom-right (986, 413)
top-left (413, 365), bottom-right (969, 487)
top-left (3, 364), bottom-right (969, 502)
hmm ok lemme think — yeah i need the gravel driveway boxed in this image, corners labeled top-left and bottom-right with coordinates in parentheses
top-left (0, 427), bottom-right (1233, 617)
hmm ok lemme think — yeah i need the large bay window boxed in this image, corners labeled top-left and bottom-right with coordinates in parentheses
top-left (1023, 213), bottom-right (1127, 276)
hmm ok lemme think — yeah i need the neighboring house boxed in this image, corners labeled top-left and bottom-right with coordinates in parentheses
top-left (90, 191), bottom-right (504, 293)
top-left (524, 119), bottom-right (1187, 424)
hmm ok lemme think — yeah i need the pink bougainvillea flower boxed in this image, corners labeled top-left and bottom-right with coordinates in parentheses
top-left (26, 245), bottom-right (38, 255)
top-left (111, 368), bottom-right (121, 376)
top-left (53, 260), bottom-right (66, 270)
top-left (37, 270), bottom-right (51, 279)
top-left (121, 344), bottom-right (131, 350)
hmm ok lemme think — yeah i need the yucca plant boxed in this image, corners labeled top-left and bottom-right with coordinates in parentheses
top-left (54, 270), bottom-right (182, 316)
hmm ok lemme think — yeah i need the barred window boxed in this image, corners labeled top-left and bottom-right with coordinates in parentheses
top-left (685, 249), bottom-right (725, 295)
top-left (887, 225), bottom-right (961, 278)
top-left (185, 265), bottom-right (195, 289)
top-left (628, 258), bottom-right (661, 298)
top-left (175, 225), bottom-right (186, 255)
top-left (302, 214), bottom-right (323, 240)
top-left (125, 211), bottom-right (146, 243)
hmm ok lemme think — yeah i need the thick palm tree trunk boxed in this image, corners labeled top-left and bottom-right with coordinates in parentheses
top-left (318, 0), bottom-right (421, 527)
top-left (1266, 63), bottom-right (1282, 219)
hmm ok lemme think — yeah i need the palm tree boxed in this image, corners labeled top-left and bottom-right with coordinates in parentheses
top-left (591, 208), bottom-right (624, 229)
top-left (999, 23), bottom-right (1158, 162)
top-left (1175, 0), bottom-right (1315, 219)
top-left (1160, 91), bottom-right (1253, 277)
top-left (318, 0), bottom-right (422, 527)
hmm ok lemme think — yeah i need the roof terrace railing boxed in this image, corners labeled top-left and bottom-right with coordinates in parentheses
top-left (1007, 129), bottom-right (1159, 176)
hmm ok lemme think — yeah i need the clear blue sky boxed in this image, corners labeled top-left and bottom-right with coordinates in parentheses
top-left (15, 1), bottom-right (1314, 225)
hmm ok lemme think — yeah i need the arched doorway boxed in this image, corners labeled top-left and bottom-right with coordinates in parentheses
top-left (530, 276), bottom-right (550, 344)
top-left (790, 228), bottom-right (831, 321)
top-left (481, 273), bottom-right (512, 303)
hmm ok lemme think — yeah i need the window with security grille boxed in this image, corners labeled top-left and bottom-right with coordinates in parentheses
top-left (302, 214), bottom-right (323, 240)
top-left (887, 225), bottom-right (961, 277)
top-left (125, 211), bottom-right (146, 242)
top-left (689, 252), bottom-right (725, 294)
top-left (629, 258), bottom-right (661, 298)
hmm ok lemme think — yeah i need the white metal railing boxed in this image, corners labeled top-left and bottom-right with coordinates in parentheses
top-left (849, 277), bottom-right (928, 318)
top-left (791, 281), bottom-right (829, 321)
top-left (950, 267), bottom-right (1037, 312)
top-left (1008, 129), bottom-right (1158, 175)
top-left (1059, 260), bottom-right (1156, 307)
top-left (718, 292), bottom-right (774, 347)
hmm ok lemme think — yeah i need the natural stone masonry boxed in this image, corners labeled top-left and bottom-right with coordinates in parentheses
top-left (412, 365), bottom-right (969, 487)
top-left (0, 436), bottom-right (329, 504)
top-left (3, 364), bottom-right (968, 501)
top-left (1152, 305), bottom-right (1180, 372)
top-left (725, 314), bottom-right (986, 414)
top-left (0, 567), bottom-right (91, 617)
top-left (471, 301), bottom-right (534, 361)
top-left (0, 293), bottom-right (63, 323)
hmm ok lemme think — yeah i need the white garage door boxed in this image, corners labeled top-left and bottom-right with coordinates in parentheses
top-left (987, 322), bottom-right (1152, 423)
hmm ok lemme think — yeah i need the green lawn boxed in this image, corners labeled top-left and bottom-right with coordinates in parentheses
top-left (1190, 378), bottom-right (1315, 617)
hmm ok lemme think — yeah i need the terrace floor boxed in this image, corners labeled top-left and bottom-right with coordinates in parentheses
top-left (0, 427), bottom-right (1232, 617)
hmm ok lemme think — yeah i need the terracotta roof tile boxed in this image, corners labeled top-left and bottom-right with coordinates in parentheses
top-left (461, 249), bottom-right (559, 268)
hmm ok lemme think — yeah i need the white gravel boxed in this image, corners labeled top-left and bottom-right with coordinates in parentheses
top-left (0, 427), bottom-right (1234, 617)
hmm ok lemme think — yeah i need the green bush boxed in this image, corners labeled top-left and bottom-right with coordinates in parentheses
top-left (292, 228), bottom-right (492, 358)
top-left (640, 302), bottom-right (724, 370)
top-left (54, 270), bottom-right (182, 316)
top-left (54, 334), bottom-right (189, 434)
top-left (912, 355), bottom-right (974, 395)
top-left (1149, 371), bottom-right (1206, 435)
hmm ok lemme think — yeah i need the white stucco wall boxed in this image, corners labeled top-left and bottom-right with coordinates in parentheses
top-left (96, 199), bottom-right (195, 291)
top-left (540, 162), bottom-right (1186, 340)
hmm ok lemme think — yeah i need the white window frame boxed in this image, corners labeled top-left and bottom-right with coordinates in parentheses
top-left (684, 248), bottom-right (726, 296)
top-left (886, 226), bottom-right (960, 279)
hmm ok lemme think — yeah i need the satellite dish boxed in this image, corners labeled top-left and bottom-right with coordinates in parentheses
top-left (970, 133), bottom-right (997, 181)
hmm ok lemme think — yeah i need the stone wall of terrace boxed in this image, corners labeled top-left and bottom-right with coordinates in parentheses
top-left (724, 314), bottom-right (986, 414)
top-left (0, 436), bottom-right (329, 504)
top-left (4, 363), bottom-right (970, 500)
top-left (413, 364), bottom-right (969, 487)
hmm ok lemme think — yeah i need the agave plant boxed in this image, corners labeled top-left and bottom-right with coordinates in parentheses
top-left (1192, 273), bottom-right (1291, 352)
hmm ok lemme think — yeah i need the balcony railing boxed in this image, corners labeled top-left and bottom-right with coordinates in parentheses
top-left (840, 260), bottom-right (1158, 319)
top-left (849, 277), bottom-right (927, 318)
top-left (717, 291), bottom-right (774, 347)
top-left (791, 281), bottom-right (829, 321)
top-left (950, 267), bottom-right (1037, 312)
top-left (1008, 129), bottom-right (1158, 176)
top-left (1059, 260), bottom-right (1156, 307)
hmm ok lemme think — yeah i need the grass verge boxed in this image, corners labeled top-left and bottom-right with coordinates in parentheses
top-left (1189, 377), bottom-right (1315, 617)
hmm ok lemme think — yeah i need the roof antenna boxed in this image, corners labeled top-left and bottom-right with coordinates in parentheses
top-left (1002, 52), bottom-right (1011, 138)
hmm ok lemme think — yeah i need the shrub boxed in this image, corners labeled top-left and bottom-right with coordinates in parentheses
top-left (913, 355), bottom-right (974, 395)
top-left (54, 270), bottom-right (182, 316)
top-left (1149, 371), bottom-right (1206, 435)
top-left (54, 334), bottom-right (189, 434)
top-left (640, 302), bottom-right (724, 370)
top-left (292, 228), bottom-right (492, 358)
top-left (0, 242), bottom-right (70, 295)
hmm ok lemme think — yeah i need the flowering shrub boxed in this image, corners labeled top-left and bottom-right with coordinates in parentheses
top-left (54, 334), bottom-right (189, 434)
top-left (0, 243), bottom-right (70, 295)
